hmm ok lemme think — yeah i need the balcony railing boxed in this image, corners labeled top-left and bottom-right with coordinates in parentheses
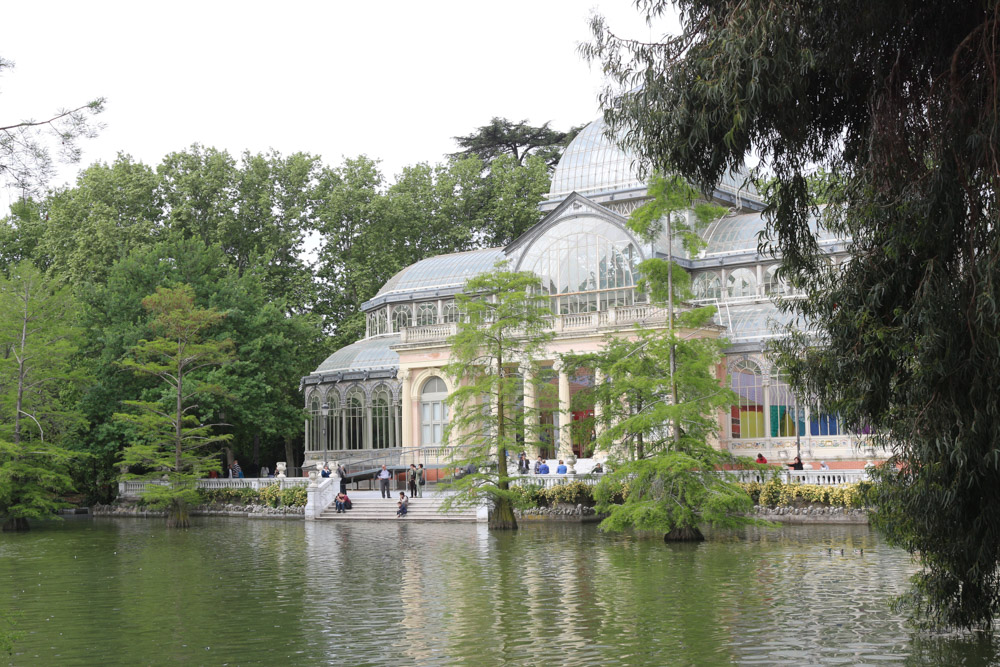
top-left (398, 304), bottom-right (673, 345)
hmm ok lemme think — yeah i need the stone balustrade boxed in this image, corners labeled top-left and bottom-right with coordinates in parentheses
top-left (118, 477), bottom-right (310, 499)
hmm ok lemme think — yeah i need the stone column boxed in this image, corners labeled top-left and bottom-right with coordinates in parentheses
top-left (593, 368), bottom-right (606, 460)
top-left (556, 361), bottom-right (573, 460)
top-left (523, 364), bottom-right (539, 458)
top-left (400, 370), bottom-right (412, 448)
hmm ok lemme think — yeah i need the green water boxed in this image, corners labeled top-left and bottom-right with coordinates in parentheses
top-left (1, 518), bottom-right (998, 666)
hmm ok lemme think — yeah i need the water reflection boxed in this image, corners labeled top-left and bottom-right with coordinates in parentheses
top-left (2, 519), bottom-right (1000, 665)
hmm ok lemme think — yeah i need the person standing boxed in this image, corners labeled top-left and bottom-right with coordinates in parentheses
top-left (337, 464), bottom-right (348, 494)
top-left (407, 464), bottom-right (418, 497)
top-left (230, 459), bottom-right (242, 479)
top-left (416, 464), bottom-right (425, 497)
top-left (377, 465), bottom-right (392, 499)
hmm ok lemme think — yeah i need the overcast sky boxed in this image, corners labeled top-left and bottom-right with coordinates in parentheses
top-left (2, 1), bottom-right (679, 198)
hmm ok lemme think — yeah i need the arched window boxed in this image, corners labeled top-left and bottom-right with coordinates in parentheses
top-left (345, 387), bottom-right (366, 450)
top-left (420, 377), bottom-right (449, 446)
top-left (368, 309), bottom-right (388, 336)
top-left (326, 393), bottom-right (340, 450)
top-left (727, 268), bottom-right (758, 298)
top-left (770, 370), bottom-right (804, 437)
top-left (763, 265), bottom-right (785, 296)
top-left (392, 305), bottom-right (412, 331)
top-left (372, 385), bottom-right (392, 449)
top-left (309, 395), bottom-right (322, 451)
top-left (417, 303), bottom-right (437, 326)
top-left (518, 220), bottom-right (642, 314)
top-left (730, 360), bottom-right (764, 438)
top-left (692, 272), bottom-right (722, 300)
top-left (442, 302), bottom-right (459, 323)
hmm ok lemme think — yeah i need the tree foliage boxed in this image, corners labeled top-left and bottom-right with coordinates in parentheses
top-left (586, 0), bottom-right (1000, 627)
top-left (451, 117), bottom-right (583, 170)
top-left (0, 57), bottom-right (105, 197)
top-left (115, 284), bottom-right (234, 527)
top-left (0, 262), bottom-right (83, 531)
top-left (442, 264), bottom-right (555, 530)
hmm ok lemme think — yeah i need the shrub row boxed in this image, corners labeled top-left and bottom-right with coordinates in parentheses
top-left (743, 479), bottom-right (873, 509)
top-left (509, 478), bottom-right (872, 510)
top-left (199, 485), bottom-right (307, 508)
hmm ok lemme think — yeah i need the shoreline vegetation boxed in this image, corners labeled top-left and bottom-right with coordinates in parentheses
top-left (82, 478), bottom-right (871, 525)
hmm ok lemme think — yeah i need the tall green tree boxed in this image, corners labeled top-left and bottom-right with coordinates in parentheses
top-left (586, 0), bottom-right (1000, 628)
top-left (41, 155), bottom-right (163, 285)
top-left (115, 285), bottom-right (234, 527)
top-left (0, 262), bottom-right (84, 531)
top-left (443, 263), bottom-right (554, 530)
top-left (451, 117), bottom-right (584, 170)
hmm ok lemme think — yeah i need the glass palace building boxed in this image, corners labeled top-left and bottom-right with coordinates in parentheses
top-left (300, 117), bottom-right (870, 470)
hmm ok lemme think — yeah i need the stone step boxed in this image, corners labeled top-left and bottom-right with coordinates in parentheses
top-left (318, 497), bottom-right (476, 521)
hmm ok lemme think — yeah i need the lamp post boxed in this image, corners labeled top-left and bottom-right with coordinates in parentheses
top-left (321, 403), bottom-right (329, 462)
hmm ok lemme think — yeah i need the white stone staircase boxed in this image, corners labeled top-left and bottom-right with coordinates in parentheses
top-left (318, 495), bottom-right (477, 522)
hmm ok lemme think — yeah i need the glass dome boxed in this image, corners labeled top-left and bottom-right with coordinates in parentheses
top-left (374, 248), bottom-right (505, 299)
top-left (314, 334), bottom-right (401, 374)
top-left (548, 117), bottom-right (646, 198)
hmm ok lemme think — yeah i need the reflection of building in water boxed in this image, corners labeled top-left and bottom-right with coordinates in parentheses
top-left (302, 116), bottom-right (878, 470)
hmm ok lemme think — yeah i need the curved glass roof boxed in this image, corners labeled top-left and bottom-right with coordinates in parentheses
top-left (549, 117), bottom-right (760, 203)
top-left (714, 303), bottom-right (808, 343)
top-left (548, 117), bottom-right (645, 198)
top-left (701, 210), bottom-right (840, 257)
top-left (375, 248), bottom-right (505, 299)
top-left (313, 334), bottom-right (400, 374)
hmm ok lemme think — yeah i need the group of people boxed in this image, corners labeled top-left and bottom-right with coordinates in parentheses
top-left (755, 453), bottom-right (831, 471)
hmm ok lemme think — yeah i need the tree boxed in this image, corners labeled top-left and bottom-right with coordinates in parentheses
top-left (443, 263), bottom-right (554, 530)
top-left (0, 57), bottom-right (105, 197)
top-left (452, 117), bottom-right (584, 170)
top-left (0, 262), bottom-right (84, 531)
top-left (115, 285), bottom-right (234, 527)
top-left (585, 0), bottom-right (1000, 628)
top-left (563, 176), bottom-right (749, 541)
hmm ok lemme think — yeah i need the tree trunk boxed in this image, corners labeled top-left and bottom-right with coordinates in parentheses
top-left (253, 433), bottom-right (260, 467)
top-left (2, 517), bottom-right (30, 532)
top-left (284, 436), bottom-right (296, 474)
top-left (489, 496), bottom-right (518, 530)
top-left (664, 525), bottom-right (704, 542)
top-left (166, 498), bottom-right (190, 529)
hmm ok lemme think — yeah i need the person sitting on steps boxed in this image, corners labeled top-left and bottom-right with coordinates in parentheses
top-left (396, 492), bottom-right (409, 518)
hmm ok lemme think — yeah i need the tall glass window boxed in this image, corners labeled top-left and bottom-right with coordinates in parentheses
top-left (442, 302), bottom-right (459, 323)
top-left (692, 272), bottom-right (722, 300)
top-left (372, 385), bottom-right (392, 449)
top-left (727, 268), bottom-right (758, 298)
top-left (326, 394), bottom-right (340, 450)
top-left (368, 308), bottom-right (388, 336)
top-left (417, 303), bottom-right (437, 326)
top-left (770, 371), bottom-right (805, 437)
top-left (420, 377), bottom-right (449, 446)
top-left (518, 219), bottom-right (642, 314)
top-left (309, 395), bottom-right (322, 451)
top-left (763, 265), bottom-right (785, 296)
top-left (392, 306), bottom-right (412, 331)
top-left (345, 387), bottom-right (366, 449)
top-left (810, 411), bottom-right (841, 436)
top-left (730, 360), bottom-right (764, 438)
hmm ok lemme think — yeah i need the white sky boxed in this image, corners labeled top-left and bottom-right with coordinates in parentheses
top-left (1, 1), bottom-right (680, 198)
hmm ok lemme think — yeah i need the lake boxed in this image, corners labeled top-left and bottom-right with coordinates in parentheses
top-left (2, 517), bottom-right (998, 665)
